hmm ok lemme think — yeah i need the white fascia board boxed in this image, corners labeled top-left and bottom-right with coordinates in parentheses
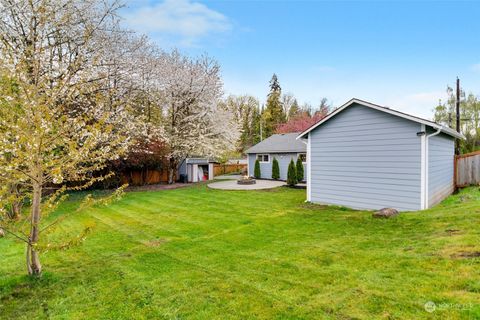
top-left (297, 98), bottom-right (466, 140)
top-left (420, 124), bottom-right (426, 210)
top-left (306, 132), bottom-right (312, 202)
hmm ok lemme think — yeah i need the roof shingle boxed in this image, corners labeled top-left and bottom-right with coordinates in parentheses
top-left (245, 132), bottom-right (306, 154)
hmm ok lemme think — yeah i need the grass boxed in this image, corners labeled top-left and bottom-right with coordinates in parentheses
top-left (1, 185), bottom-right (480, 319)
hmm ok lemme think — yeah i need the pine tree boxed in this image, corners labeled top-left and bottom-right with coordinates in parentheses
top-left (296, 157), bottom-right (304, 182)
top-left (263, 74), bottom-right (286, 138)
top-left (270, 73), bottom-right (281, 92)
top-left (251, 106), bottom-right (262, 145)
top-left (254, 159), bottom-right (261, 178)
top-left (272, 157), bottom-right (280, 179)
top-left (287, 159), bottom-right (298, 186)
top-left (288, 99), bottom-right (300, 119)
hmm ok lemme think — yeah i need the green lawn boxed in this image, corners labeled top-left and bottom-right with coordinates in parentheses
top-left (1, 185), bottom-right (480, 319)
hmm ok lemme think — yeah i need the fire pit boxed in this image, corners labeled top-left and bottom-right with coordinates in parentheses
top-left (237, 176), bottom-right (256, 185)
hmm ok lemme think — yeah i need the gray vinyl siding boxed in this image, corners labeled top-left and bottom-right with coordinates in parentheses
top-left (178, 161), bottom-right (187, 176)
top-left (309, 103), bottom-right (422, 211)
top-left (248, 153), bottom-right (307, 181)
top-left (428, 132), bottom-right (455, 207)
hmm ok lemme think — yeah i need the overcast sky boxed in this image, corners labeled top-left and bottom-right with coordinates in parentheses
top-left (121, 0), bottom-right (480, 119)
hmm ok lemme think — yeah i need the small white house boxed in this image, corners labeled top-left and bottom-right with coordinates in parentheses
top-left (298, 98), bottom-right (465, 211)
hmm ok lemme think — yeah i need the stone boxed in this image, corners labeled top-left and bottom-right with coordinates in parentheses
top-left (237, 177), bottom-right (256, 185)
top-left (373, 208), bottom-right (399, 218)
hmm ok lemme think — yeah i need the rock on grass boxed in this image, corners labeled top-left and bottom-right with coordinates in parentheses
top-left (373, 208), bottom-right (399, 218)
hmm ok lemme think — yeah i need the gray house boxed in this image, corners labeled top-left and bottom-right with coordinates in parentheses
top-left (298, 98), bottom-right (464, 211)
top-left (246, 132), bottom-right (307, 181)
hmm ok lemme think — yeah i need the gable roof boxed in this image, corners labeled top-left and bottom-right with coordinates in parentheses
top-left (245, 132), bottom-right (306, 154)
top-left (297, 98), bottom-right (465, 140)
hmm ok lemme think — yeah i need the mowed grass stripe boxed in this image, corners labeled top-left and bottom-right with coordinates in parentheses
top-left (0, 185), bottom-right (479, 319)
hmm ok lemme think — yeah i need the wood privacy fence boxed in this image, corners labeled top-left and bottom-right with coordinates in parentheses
top-left (213, 164), bottom-right (247, 176)
top-left (455, 151), bottom-right (480, 187)
top-left (120, 165), bottom-right (246, 186)
top-left (120, 169), bottom-right (172, 186)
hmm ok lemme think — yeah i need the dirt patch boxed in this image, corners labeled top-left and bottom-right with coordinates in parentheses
top-left (143, 239), bottom-right (168, 247)
top-left (127, 183), bottom-right (190, 192)
top-left (445, 229), bottom-right (461, 235)
top-left (453, 251), bottom-right (480, 259)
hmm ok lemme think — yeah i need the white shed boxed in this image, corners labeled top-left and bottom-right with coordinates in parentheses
top-left (177, 158), bottom-right (214, 183)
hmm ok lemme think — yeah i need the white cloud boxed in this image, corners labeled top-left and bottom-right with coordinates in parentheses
top-left (123, 0), bottom-right (231, 47)
top-left (472, 63), bottom-right (480, 72)
top-left (384, 91), bottom-right (447, 120)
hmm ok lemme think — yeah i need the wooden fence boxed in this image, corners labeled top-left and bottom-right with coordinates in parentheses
top-left (456, 151), bottom-right (480, 187)
top-left (213, 164), bottom-right (247, 176)
top-left (120, 169), bottom-right (172, 186)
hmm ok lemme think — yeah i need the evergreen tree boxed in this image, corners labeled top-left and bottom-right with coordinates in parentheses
top-left (272, 157), bottom-right (280, 179)
top-left (254, 159), bottom-right (261, 178)
top-left (251, 105), bottom-right (262, 145)
top-left (287, 159), bottom-right (297, 186)
top-left (263, 74), bottom-right (286, 137)
top-left (296, 157), bottom-right (304, 182)
top-left (270, 73), bottom-right (281, 92)
top-left (288, 99), bottom-right (300, 119)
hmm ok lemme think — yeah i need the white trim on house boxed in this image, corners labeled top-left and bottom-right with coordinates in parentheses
top-left (306, 133), bottom-right (312, 202)
top-left (257, 154), bottom-right (270, 163)
top-left (192, 164), bottom-right (199, 183)
top-left (425, 127), bottom-right (442, 208)
top-left (296, 98), bottom-right (465, 140)
top-left (420, 124), bottom-right (426, 210)
top-left (208, 163), bottom-right (214, 180)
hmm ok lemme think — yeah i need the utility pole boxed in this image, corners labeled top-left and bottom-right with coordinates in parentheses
top-left (455, 77), bottom-right (461, 155)
top-left (260, 120), bottom-right (263, 141)
top-left (260, 103), bottom-right (264, 141)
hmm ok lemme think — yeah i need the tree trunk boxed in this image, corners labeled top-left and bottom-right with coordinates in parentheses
top-left (168, 157), bottom-right (176, 184)
top-left (27, 182), bottom-right (42, 276)
top-left (7, 184), bottom-right (22, 220)
top-left (11, 201), bottom-right (22, 219)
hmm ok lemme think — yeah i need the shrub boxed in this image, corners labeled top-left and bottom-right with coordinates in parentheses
top-left (287, 159), bottom-right (298, 186)
top-left (254, 159), bottom-right (261, 178)
top-left (272, 157), bottom-right (280, 180)
top-left (296, 157), bottom-right (304, 182)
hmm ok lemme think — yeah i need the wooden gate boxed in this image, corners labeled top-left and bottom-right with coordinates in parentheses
top-left (455, 151), bottom-right (480, 187)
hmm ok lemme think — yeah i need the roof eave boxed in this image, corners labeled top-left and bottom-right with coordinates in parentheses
top-left (436, 127), bottom-right (466, 140)
top-left (246, 149), bottom-right (306, 154)
top-left (296, 98), bottom-right (466, 140)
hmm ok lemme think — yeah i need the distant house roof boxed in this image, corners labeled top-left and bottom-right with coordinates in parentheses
top-left (297, 98), bottom-right (465, 140)
top-left (245, 132), bottom-right (306, 154)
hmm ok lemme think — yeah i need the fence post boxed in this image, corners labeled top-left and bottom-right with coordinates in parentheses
top-left (454, 155), bottom-right (458, 190)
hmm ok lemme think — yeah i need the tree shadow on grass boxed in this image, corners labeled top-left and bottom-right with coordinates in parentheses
top-left (0, 272), bottom-right (60, 317)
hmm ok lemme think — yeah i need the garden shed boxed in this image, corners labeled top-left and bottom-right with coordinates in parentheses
top-left (245, 132), bottom-right (307, 181)
top-left (298, 98), bottom-right (465, 211)
top-left (178, 158), bottom-right (215, 183)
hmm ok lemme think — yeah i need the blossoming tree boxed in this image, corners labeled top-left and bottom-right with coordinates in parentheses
top-left (0, 0), bottom-right (132, 276)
